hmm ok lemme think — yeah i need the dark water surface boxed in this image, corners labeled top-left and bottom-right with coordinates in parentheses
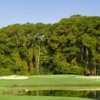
top-left (1, 90), bottom-right (100, 100)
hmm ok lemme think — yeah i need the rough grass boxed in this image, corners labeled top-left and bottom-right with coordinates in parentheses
top-left (0, 96), bottom-right (95, 100)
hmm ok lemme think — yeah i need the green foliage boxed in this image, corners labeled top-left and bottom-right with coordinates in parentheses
top-left (0, 15), bottom-right (100, 75)
top-left (0, 68), bottom-right (12, 76)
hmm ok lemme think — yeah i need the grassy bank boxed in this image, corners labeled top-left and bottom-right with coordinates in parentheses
top-left (0, 96), bottom-right (95, 100)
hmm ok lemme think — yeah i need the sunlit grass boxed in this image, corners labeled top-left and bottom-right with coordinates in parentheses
top-left (0, 75), bottom-right (99, 100)
top-left (0, 75), bottom-right (100, 87)
top-left (0, 96), bottom-right (95, 100)
top-left (0, 75), bottom-right (100, 92)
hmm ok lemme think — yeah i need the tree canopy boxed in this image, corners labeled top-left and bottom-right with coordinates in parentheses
top-left (0, 15), bottom-right (100, 75)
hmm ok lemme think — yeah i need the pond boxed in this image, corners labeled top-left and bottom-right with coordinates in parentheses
top-left (0, 89), bottom-right (100, 100)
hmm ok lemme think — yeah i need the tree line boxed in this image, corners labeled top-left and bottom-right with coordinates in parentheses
top-left (0, 15), bottom-right (100, 75)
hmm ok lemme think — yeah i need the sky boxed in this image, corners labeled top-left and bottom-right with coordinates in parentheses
top-left (0, 0), bottom-right (100, 28)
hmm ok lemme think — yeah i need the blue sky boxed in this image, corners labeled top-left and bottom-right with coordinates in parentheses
top-left (0, 0), bottom-right (100, 28)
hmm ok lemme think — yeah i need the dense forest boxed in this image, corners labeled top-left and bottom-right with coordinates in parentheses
top-left (0, 15), bottom-right (100, 76)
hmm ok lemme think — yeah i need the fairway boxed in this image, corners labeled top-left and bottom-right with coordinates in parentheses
top-left (0, 96), bottom-right (95, 100)
top-left (0, 75), bottom-right (100, 87)
top-left (0, 75), bottom-right (99, 99)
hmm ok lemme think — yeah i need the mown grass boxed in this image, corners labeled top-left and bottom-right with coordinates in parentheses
top-left (0, 75), bottom-right (99, 100)
top-left (0, 75), bottom-right (100, 87)
top-left (0, 75), bottom-right (100, 92)
top-left (0, 96), bottom-right (95, 100)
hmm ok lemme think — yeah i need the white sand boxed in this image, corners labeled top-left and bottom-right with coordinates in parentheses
top-left (0, 75), bottom-right (28, 80)
top-left (77, 76), bottom-right (100, 79)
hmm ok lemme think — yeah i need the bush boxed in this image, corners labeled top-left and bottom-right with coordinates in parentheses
top-left (68, 65), bottom-right (84, 75)
top-left (0, 68), bottom-right (12, 76)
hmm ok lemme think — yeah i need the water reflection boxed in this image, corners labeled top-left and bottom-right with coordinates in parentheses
top-left (0, 90), bottom-right (100, 99)
top-left (27, 90), bottom-right (100, 99)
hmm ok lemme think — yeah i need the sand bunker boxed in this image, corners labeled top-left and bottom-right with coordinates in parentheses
top-left (0, 75), bottom-right (28, 80)
top-left (77, 76), bottom-right (100, 79)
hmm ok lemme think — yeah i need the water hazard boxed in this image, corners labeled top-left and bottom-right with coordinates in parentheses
top-left (0, 89), bottom-right (100, 100)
